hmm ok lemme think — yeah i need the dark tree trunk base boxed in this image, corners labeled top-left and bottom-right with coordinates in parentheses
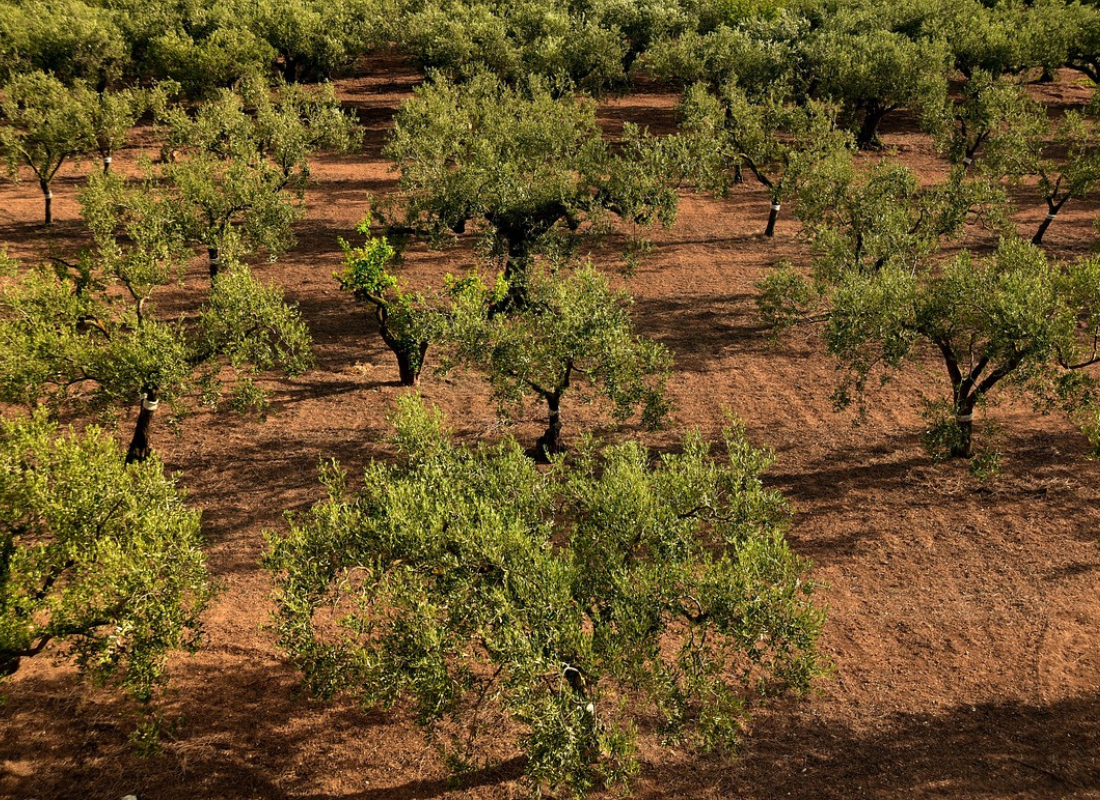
top-left (208, 247), bottom-right (221, 280)
top-left (393, 342), bottom-right (429, 387)
top-left (126, 394), bottom-right (158, 464)
top-left (1032, 215), bottom-right (1055, 245)
top-left (533, 401), bottom-right (564, 463)
top-left (42, 180), bottom-right (52, 226)
top-left (764, 204), bottom-right (780, 237)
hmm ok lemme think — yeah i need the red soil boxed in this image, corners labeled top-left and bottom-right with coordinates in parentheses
top-left (1, 57), bottom-right (1098, 799)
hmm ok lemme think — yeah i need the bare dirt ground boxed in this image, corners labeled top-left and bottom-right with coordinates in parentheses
top-left (1, 56), bottom-right (1099, 799)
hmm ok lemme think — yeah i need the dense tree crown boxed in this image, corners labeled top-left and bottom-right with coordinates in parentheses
top-left (267, 396), bottom-right (826, 796)
top-left (0, 412), bottom-right (210, 700)
top-left (380, 73), bottom-right (681, 296)
top-left (445, 261), bottom-right (672, 457)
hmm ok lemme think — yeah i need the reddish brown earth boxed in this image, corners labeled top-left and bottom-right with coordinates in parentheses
top-left (2, 58), bottom-right (1099, 799)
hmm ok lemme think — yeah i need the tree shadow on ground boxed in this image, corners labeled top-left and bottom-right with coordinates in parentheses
top-left (0, 661), bottom-right (396, 800)
top-left (634, 693), bottom-right (1100, 799)
top-left (631, 292), bottom-right (785, 372)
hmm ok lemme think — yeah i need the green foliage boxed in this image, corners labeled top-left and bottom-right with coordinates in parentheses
top-left (158, 78), bottom-right (362, 265)
top-left (792, 158), bottom-right (1001, 280)
top-left (142, 18), bottom-right (275, 100)
top-left (337, 218), bottom-right (445, 385)
top-left (250, 0), bottom-right (381, 83)
top-left (911, 0), bottom-right (1035, 78)
top-left (267, 395), bottom-right (826, 795)
top-left (0, 177), bottom-right (313, 455)
top-left (928, 71), bottom-right (1046, 172)
top-left (1063, 0), bottom-right (1100, 84)
top-left (197, 262), bottom-right (315, 379)
top-left (397, 0), bottom-right (631, 94)
top-left (805, 28), bottom-right (950, 149)
top-left (645, 15), bottom-right (809, 98)
top-left (89, 85), bottom-right (162, 171)
top-left (0, 0), bottom-right (129, 87)
top-left (0, 411), bottom-right (210, 700)
top-left (983, 102), bottom-right (1100, 245)
top-left (0, 70), bottom-right (96, 221)
top-left (681, 80), bottom-right (851, 234)
top-left (763, 232), bottom-right (1100, 458)
top-left (446, 261), bottom-right (671, 454)
top-left (382, 74), bottom-right (679, 288)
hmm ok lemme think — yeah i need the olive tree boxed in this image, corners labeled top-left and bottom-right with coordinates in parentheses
top-left (89, 85), bottom-right (159, 175)
top-left (761, 235), bottom-right (1100, 459)
top-left (984, 104), bottom-right (1100, 246)
top-left (0, 70), bottom-right (95, 224)
top-left (928, 71), bottom-right (1046, 174)
top-left (0, 411), bottom-right (210, 701)
top-left (786, 157), bottom-right (996, 280)
top-left (681, 81), bottom-right (851, 236)
top-left (0, 172), bottom-right (313, 462)
top-left (158, 78), bottom-right (362, 275)
top-left (336, 219), bottom-right (445, 386)
top-left (266, 395), bottom-right (826, 796)
top-left (444, 261), bottom-right (670, 458)
top-left (805, 28), bottom-right (951, 149)
top-left (1063, 0), bottom-right (1100, 86)
top-left (381, 74), bottom-right (680, 304)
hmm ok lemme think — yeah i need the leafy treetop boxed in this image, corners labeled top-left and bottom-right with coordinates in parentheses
top-left (267, 395), bottom-right (826, 796)
top-left (0, 411), bottom-right (211, 702)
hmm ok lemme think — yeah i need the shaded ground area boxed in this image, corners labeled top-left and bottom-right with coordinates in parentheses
top-left (1, 57), bottom-right (1099, 799)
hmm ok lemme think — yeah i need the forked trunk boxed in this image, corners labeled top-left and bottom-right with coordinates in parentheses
top-left (126, 391), bottom-right (160, 464)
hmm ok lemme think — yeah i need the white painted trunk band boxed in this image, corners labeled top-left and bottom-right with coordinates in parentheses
top-left (962, 157), bottom-right (973, 166)
top-left (956, 413), bottom-right (973, 423)
top-left (1046, 212), bottom-right (1057, 220)
top-left (770, 203), bottom-right (781, 211)
top-left (104, 156), bottom-right (113, 164)
top-left (142, 398), bottom-right (160, 411)
top-left (44, 191), bottom-right (52, 199)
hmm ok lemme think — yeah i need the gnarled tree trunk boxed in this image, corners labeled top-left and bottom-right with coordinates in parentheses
top-left (1032, 197), bottom-right (1069, 245)
top-left (534, 392), bottom-right (564, 461)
